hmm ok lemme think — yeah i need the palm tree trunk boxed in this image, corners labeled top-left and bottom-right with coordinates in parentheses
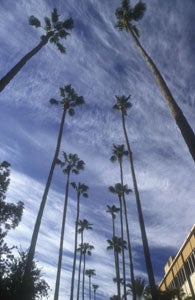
top-left (82, 253), bottom-right (86, 300)
top-left (118, 195), bottom-right (127, 300)
top-left (54, 170), bottom-right (70, 300)
top-left (119, 161), bottom-right (136, 300)
top-left (23, 107), bottom-right (67, 300)
top-left (0, 32), bottom-right (53, 92)
top-left (115, 249), bottom-right (121, 300)
top-left (127, 25), bottom-right (195, 161)
top-left (70, 192), bottom-right (80, 300)
top-left (89, 276), bottom-right (91, 300)
top-left (121, 112), bottom-right (158, 300)
top-left (77, 233), bottom-right (84, 300)
top-left (112, 217), bottom-right (116, 238)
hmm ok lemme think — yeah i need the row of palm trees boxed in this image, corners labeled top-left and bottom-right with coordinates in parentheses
top-left (111, 95), bottom-right (158, 300)
top-left (1, 1), bottom-right (194, 299)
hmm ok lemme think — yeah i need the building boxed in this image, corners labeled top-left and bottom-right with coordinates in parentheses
top-left (159, 224), bottom-right (195, 299)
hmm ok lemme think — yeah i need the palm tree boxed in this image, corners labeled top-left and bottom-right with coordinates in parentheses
top-left (54, 153), bottom-right (85, 300)
top-left (92, 284), bottom-right (99, 300)
top-left (115, 0), bottom-right (195, 161)
top-left (0, 9), bottom-right (74, 92)
top-left (109, 183), bottom-right (129, 299)
top-left (70, 183), bottom-right (89, 300)
top-left (85, 269), bottom-right (96, 300)
top-left (110, 144), bottom-right (136, 300)
top-left (23, 85), bottom-right (84, 300)
top-left (77, 220), bottom-right (93, 300)
top-left (106, 205), bottom-right (120, 237)
top-left (78, 243), bottom-right (94, 300)
top-left (107, 236), bottom-right (127, 300)
top-left (113, 95), bottom-right (157, 300)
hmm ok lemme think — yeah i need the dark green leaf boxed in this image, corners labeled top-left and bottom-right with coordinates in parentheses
top-left (49, 98), bottom-right (59, 105)
top-left (44, 17), bottom-right (51, 31)
top-left (63, 18), bottom-right (74, 30)
top-left (82, 193), bottom-right (88, 198)
top-left (68, 108), bottom-right (75, 116)
top-left (56, 42), bottom-right (66, 53)
top-left (131, 1), bottom-right (146, 21)
top-left (29, 15), bottom-right (41, 28)
top-left (51, 8), bottom-right (59, 23)
top-left (58, 29), bottom-right (69, 39)
top-left (54, 21), bottom-right (63, 31)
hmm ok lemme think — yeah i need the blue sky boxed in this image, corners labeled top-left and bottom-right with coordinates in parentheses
top-left (0, 0), bottom-right (195, 299)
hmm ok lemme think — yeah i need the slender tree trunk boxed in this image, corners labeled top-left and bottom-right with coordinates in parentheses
top-left (121, 112), bottom-right (158, 300)
top-left (118, 195), bottom-right (127, 300)
top-left (23, 108), bottom-right (67, 300)
top-left (0, 32), bottom-right (53, 92)
top-left (70, 191), bottom-right (80, 300)
top-left (77, 233), bottom-right (83, 300)
top-left (115, 248), bottom-right (121, 300)
top-left (94, 290), bottom-right (96, 300)
top-left (127, 25), bottom-right (195, 162)
top-left (54, 171), bottom-right (70, 300)
top-left (119, 161), bottom-right (136, 300)
top-left (89, 276), bottom-right (91, 300)
top-left (82, 253), bottom-right (86, 300)
top-left (112, 217), bottom-right (115, 238)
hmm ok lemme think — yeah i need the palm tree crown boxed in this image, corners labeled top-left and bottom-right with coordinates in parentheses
top-left (85, 269), bottom-right (96, 278)
top-left (115, 0), bottom-right (146, 37)
top-left (70, 182), bottom-right (89, 198)
top-left (107, 236), bottom-right (127, 253)
top-left (109, 183), bottom-right (132, 198)
top-left (57, 152), bottom-right (85, 175)
top-left (50, 84), bottom-right (84, 116)
top-left (113, 95), bottom-right (132, 116)
top-left (29, 8), bottom-right (74, 53)
top-left (77, 219), bottom-right (93, 234)
top-left (110, 144), bottom-right (128, 164)
top-left (106, 205), bottom-right (120, 221)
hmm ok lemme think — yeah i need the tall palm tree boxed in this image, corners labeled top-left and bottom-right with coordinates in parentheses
top-left (85, 269), bottom-right (96, 300)
top-left (70, 183), bottom-right (89, 300)
top-left (79, 243), bottom-right (94, 300)
top-left (77, 220), bottom-right (93, 300)
top-left (0, 9), bottom-right (74, 92)
top-left (54, 153), bottom-right (85, 300)
top-left (107, 236), bottom-right (127, 300)
top-left (109, 183), bottom-right (128, 299)
top-left (115, 0), bottom-right (195, 161)
top-left (23, 85), bottom-right (84, 300)
top-left (92, 284), bottom-right (99, 300)
top-left (110, 144), bottom-right (136, 300)
top-left (113, 95), bottom-right (157, 300)
top-left (106, 205), bottom-right (120, 237)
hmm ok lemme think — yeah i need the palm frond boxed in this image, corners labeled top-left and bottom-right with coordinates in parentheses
top-left (49, 98), bottom-right (59, 105)
top-left (56, 42), bottom-right (66, 54)
top-left (29, 16), bottom-right (41, 28)
top-left (54, 21), bottom-right (63, 31)
top-left (44, 17), bottom-right (51, 31)
top-left (58, 29), bottom-right (69, 39)
top-left (131, 2), bottom-right (146, 21)
top-left (51, 8), bottom-right (59, 23)
top-left (63, 18), bottom-right (74, 30)
top-left (68, 107), bottom-right (75, 116)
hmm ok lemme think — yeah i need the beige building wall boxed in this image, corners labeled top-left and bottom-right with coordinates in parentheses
top-left (159, 225), bottom-right (195, 299)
